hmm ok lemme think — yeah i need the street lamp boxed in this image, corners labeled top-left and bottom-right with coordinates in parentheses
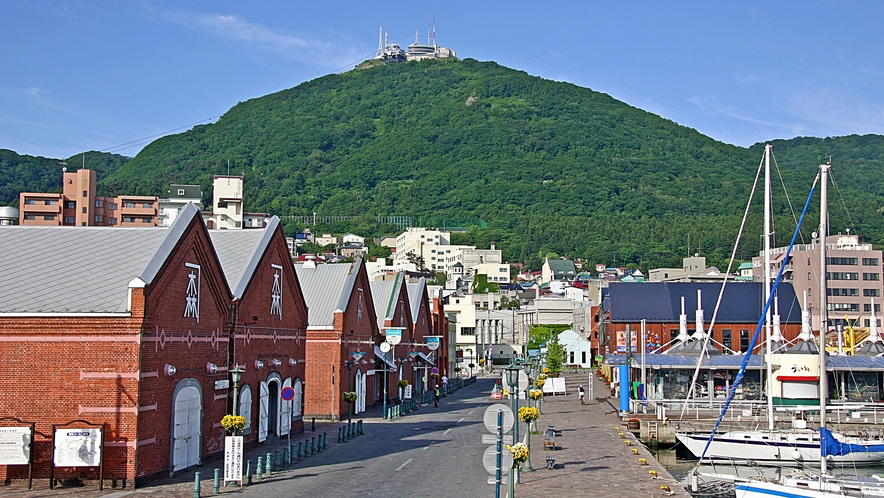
top-left (504, 360), bottom-right (523, 496)
top-left (345, 360), bottom-right (354, 425)
top-left (230, 365), bottom-right (245, 431)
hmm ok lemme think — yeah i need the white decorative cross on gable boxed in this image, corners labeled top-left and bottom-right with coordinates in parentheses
top-left (270, 264), bottom-right (283, 319)
top-left (184, 262), bottom-right (201, 322)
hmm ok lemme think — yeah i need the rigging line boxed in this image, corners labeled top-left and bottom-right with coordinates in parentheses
top-left (829, 169), bottom-right (857, 234)
top-left (333, 52), bottom-right (379, 74)
top-left (697, 171), bottom-right (820, 465)
top-left (99, 115), bottom-right (222, 154)
top-left (772, 149), bottom-right (806, 246)
top-left (679, 152), bottom-right (765, 420)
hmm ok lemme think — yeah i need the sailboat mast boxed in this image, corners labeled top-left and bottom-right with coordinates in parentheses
top-left (819, 162), bottom-right (830, 475)
top-left (764, 144), bottom-right (775, 431)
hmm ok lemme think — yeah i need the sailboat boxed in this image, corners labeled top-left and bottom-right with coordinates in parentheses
top-left (701, 162), bottom-right (884, 497)
top-left (677, 148), bottom-right (884, 468)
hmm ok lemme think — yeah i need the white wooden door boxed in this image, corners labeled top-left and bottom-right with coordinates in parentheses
top-left (292, 379), bottom-right (303, 420)
top-left (258, 381), bottom-right (269, 442)
top-left (279, 378), bottom-right (292, 436)
top-left (172, 385), bottom-right (201, 471)
top-left (356, 371), bottom-right (366, 414)
top-left (239, 385), bottom-right (252, 435)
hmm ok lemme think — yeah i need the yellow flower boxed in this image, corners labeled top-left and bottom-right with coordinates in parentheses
top-left (342, 392), bottom-right (358, 403)
top-left (528, 388), bottom-right (544, 400)
top-left (220, 414), bottom-right (246, 432)
top-left (518, 406), bottom-right (539, 422)
top-left (507, 442), bottom-right (530, 464)
top-left (535, 379), bottom-right (546, 388)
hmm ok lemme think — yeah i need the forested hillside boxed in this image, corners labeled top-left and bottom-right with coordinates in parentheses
top-left (0, 150), bottom-right (129, 205)
top-left (6, 59), bottom-right (884, 271)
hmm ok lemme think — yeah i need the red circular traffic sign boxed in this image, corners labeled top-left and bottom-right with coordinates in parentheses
top-left (281, 386), bottom-right (295, 401)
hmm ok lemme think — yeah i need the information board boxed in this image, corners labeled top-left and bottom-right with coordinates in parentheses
top-left (53, 428), bottom-right (101, 467)
top-left (0, 427), bottom-right (31, 465)
top-left (223, 436), bottom-right (244, 485)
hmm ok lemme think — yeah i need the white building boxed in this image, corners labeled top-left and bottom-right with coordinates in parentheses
top-left (158, 185), bottom-right (202, 227)
top-left (393, 227), bottom-right (451, 270)
top-left (556, 330), bottom-right (593, 368)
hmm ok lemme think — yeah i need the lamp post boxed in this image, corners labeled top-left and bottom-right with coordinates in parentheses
top-left (504, 360), bottom-right (523, 497)
top-left (230, 365), bottom-right (245, 423)
top-left (345, 360), bottom-right (354, 425)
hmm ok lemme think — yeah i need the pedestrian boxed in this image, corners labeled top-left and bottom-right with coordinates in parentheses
top-left (434, 384), bottom-right (441, 407)
top-left (442, 375), bottom-right (449, 392)
top-left (578, 385), bottom-right (586, 405)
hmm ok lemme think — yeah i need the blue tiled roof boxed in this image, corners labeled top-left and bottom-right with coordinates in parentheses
top-left (607, 282), bottom-right (801, 324)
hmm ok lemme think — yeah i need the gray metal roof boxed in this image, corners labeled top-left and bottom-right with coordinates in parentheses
top-left (294, 262), bottom-right (355, 327)
top-left (369, 279), bottom-right (397, 329)
top-left (0, 203), bottom-right (203, 313)
top-left (827, 355), bottom-right (884, 371)
top-left (406, 278), bottom-right (426, 323)
top-left (209, 218), bottom-right (280, 299)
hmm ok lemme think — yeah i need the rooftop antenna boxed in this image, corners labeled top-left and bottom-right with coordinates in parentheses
top-left (427, 16), bottom-right (431, 45)
top-left (415, 25), bottom-right (419, 44)
top-left (385, 25), bottom-right (388, 48)
top-left (227, 159), bottom-right (231, 184)
top-left (433, 19), bottom-right (437, 47)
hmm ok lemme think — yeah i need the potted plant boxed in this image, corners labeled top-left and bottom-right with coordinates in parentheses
top-left (397, 379), bottom-right (410, 388)
top-left (220, 414), bottom-right (246, 435)
top-left (342, 392), bottom-right (358, 403)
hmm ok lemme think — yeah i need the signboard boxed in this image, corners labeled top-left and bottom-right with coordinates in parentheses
top-left (482, 404), bottom-right (514, 434)
top-left (53, 428), bottom-right (101, 467)
top-left (404, 385), bottom-right (413, 399)
top-left (380, 342), bottom-right (391, 353)
top-left (431, 367), bottom-right (439, 374)
top-left (426, 336), bottom-right (441, 351)
top-left (0, 427), bottom-right (31, 465)
top-left (483, 445), bottom-right (513, 476)
top-left (385, 328), bottom-right (402, 346)
top-left (223, 436), bottom-right (244, 485)
top-left (616, 329), bottom-right (638, 353)
top-left (281, 386), bottom-right (295, 401)
top-left (214, 379), bottom-right (230, 390)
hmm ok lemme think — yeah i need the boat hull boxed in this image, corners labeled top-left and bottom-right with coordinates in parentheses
top-left (677, 430), bottom-right (884, 466)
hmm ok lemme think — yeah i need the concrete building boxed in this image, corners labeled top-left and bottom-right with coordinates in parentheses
top-left (541, 258), bottom-right (577, 284)
top-left (393, 227), bottom-right (451, 271)
top-left (753, 234), bottom-right (884, 331)
top-left (647, 255), bottom-right (725, 282)
top-left (19, 168), bottom-right (158, 227)
top-left (158, 184), bottom-right (202, 227)
top-left (204, 175), bottom-right (270, 230)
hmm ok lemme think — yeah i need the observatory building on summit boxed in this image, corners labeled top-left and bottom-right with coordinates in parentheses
top-left (372, 21), bottom-right (457, 63)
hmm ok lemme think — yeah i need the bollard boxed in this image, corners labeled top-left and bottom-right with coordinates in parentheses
top-left (323, 432), bottom-right (328, 449)
top-left (193, 471), bottom-right (201, 498)
top-left (311, 436), bottom-right (317, 453)
top-left (283, 447), bottom-right (289, 466)
top-left (298, 441), bottom-right (304, 460)
top-left (306, 439), bottom-right (312, 457)
top-left (274, 449), bottom-right (281, 469)
top-left (265, 452), bottom-right (272, 475)
top-left (350, 422), bottom-right (355, 438)
top-left (213, 468), bottom-right (220, 494)
top-left (291, 443), bottom-right (298, 463)
top-left (338, 426), bottom-right (344, 443)
top-left (246, 460), bottom-right (253, 485)
top-left (358, 420), bottom-right (363, 435)
top-left (256, 456), bottom-right (263, 480)
top-left (311, 417), bottom-right (316, 432)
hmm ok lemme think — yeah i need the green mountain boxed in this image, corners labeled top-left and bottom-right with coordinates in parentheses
top-left (0, 149), bottom-right (130, 206)
top-left (7, 59), bottom-right (884, 270)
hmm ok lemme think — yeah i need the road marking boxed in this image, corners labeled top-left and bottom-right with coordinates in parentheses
top-left (396, 458), bottom-right (413, 471)
top-left (443, 428), bottom-right (452, 435)
top-left (468, 410), bottom-right (475, 415)
top-left (422, 443), bottom-right (432, 451)
top-left (457, 417), bottom-right (465, 424)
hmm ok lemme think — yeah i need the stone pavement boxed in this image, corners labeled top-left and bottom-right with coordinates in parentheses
top-left (0, 372), bottom-right (693, 498)
top-left (514, 371), bottom-right (691, 498)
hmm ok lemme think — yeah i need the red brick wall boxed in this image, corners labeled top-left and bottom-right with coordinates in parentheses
top-left (232, 230), bottom-right (308, 438)
top-left (135, 221), bottom-right (231, 484)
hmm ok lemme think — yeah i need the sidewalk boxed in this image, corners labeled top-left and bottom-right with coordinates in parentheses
top-left (514, 371), bottom-right (691, 498)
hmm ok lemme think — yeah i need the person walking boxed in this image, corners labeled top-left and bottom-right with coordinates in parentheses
top-left (578, 385), bottom-right (586, 405)
top-left (434, 385), bottom-right (441, 407)
top-left (441, 375), bottom-right (449, 393)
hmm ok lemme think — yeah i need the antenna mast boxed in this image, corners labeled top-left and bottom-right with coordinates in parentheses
top-left (376, 20), bottom-right (383, 57)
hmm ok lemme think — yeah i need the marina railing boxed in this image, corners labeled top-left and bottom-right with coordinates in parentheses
top-left (628, 398), bottom-right (884, 426)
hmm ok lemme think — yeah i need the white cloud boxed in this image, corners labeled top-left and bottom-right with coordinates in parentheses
top-left (777, 88), bottom-right (884, 137)
top-left (158, 10), bottom-right (365, 69)
top-left (687, 96), bottom-right (785, 129)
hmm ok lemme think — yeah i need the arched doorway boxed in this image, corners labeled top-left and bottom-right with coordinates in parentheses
top-left (292, 379), bottom-right (303, 420)
top-left (258, 373), bottom-right (281, 443)
top-left (355, 370), bottom-right (366, 414)
top-left (171, 379), bottom-right (202, 471)
top-left (239, 385), bottom-right (253, 435)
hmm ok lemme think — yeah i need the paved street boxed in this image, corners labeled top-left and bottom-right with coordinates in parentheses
top-left (1, 373), bottom-right (691, 498)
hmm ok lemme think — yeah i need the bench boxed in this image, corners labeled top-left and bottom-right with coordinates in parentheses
top-left (545, 455), bottom-right (556, 469)
top-left (543, 437), bottom-right (556, 450)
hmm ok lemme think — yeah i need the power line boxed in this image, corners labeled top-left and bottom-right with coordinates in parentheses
top-left (100, 115), bottom-right (222, 155)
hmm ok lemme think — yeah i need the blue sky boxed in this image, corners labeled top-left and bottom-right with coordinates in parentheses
top-left (2, 1), bottom-right (883, 159)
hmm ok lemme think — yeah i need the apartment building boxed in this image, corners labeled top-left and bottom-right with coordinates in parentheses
top-left (18, 168), bottom-right (158, 227)
top-left (752, 234), bottom-right (884, 330)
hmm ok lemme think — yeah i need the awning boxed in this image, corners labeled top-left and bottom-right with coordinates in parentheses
top-left (415, 351), bottom-right (435, 366)
top-left (374, 345), bottom-right (397, 371)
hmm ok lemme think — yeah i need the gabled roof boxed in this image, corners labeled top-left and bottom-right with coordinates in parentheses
top-left (294, 259), bottom-right (361, 327)
top-left (406, 277), bottom-right (427, 323)
top-left (0, 202), bottom-right (205, 313)
top-left (607, 281), bottom-right (801, 323)
top-left (369, 273), bottom-right (403, 329)
top-left (209, 217), bottom-right (281, 298)
top-left (546, 259), bottom-right (577, 273)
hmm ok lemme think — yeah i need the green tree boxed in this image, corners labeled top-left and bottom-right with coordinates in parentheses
top-left (471, 274), bottom-right (500, 294)
top-left (547, 335), bottom-right (565, 376)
